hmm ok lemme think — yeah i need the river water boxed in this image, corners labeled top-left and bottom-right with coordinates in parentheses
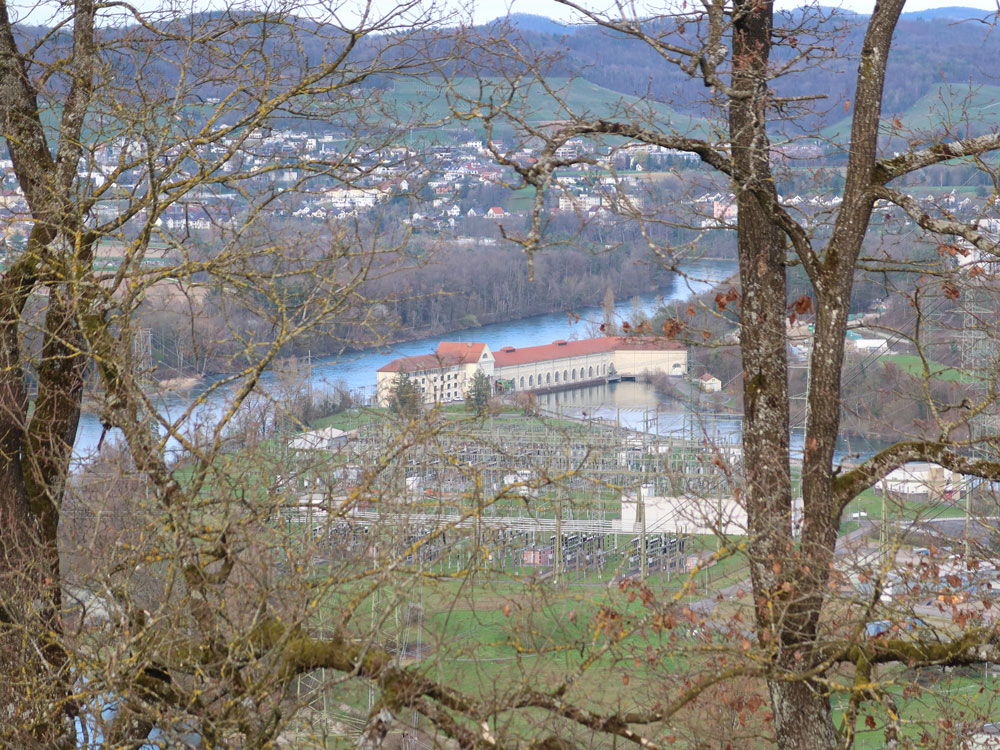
top-left (302, 259), bottom-right (739, 395)
top-left (71, 258), bottom-right (881, 463)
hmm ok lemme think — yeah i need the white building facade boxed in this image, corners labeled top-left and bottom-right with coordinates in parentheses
top-left (492, 337), bottom-right (686, 391)
top-left (376, 342), bottom-right (495, 407)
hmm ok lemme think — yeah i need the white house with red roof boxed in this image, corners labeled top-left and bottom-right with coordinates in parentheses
top-left (376, 342), bottom-right (495, 407)
top-left (699, 373), bottom-right (722, 392)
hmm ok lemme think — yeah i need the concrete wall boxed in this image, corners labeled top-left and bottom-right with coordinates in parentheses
top-left (884, 462), bottom-right (960, 497)
top-left (621, 492), bottom-right (747, 536)
top-left (613, 348), bottom-right (687, 377)
top-left (496, 347), bottom-right (687, 391)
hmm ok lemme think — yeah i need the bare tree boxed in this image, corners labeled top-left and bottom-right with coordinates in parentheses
top-left (0, 1), bottom-right (455, 746)
top-left (11, 1), bottom-right (1000, 748)
top-left (451, 2), bottom-right (1000, 748)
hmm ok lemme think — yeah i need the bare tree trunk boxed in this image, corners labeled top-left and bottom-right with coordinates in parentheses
top-left (0, 1), bottom-right (96, 742)
top-left (728, 3), bottom-right (839, 747)
top-left (0, 249), bottom-right (43, 625)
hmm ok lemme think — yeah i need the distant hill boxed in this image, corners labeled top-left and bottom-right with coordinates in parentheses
top-left (11, 9), bottom-right (1000, 142)
top-left (492, 13), bottom-right (578, 35)
top-left (820, 83), bottom-right (1000, 142)
top-left (901, 6), bottom-right (995, 19)
top-left (465, 8), bottom-right (1000, 134)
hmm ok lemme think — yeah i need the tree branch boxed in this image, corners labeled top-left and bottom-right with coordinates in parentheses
top-left (535, 119), bottom-right (733, 176)
top-left (870, 184), bottom-right (1000, 256)
top-left (259, 620), bottom-right (709, 750)
top-left (874, 131), bottom-right (1000, 184)
top-left (833, 439), bottom-right (1000, 515)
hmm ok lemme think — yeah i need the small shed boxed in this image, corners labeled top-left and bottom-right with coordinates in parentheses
top-left (699, 373), bottom-right (722, 392)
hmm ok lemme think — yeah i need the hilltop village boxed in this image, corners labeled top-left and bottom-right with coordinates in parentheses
top-left (5, 128), bottom-right (996, 248)
top-left (0, 133), bottom-right (691, 242)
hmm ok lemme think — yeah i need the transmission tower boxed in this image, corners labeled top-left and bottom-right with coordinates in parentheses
top-left (132, 327), bottom-right (153, 380)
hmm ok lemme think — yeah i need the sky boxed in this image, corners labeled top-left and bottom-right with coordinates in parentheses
top-left (8, 0), bottom-right (1000, 29)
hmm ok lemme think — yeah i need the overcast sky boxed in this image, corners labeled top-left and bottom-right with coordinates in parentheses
top-left (9, 0), bottom-right (1000, 30)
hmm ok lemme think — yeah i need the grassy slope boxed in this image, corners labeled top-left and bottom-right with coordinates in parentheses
top-left (382, 76), bottom-right (712, 139)
top-left (275, 407), bottom-right (986, 742)
top-left (820, 83), bottom-right (1000, 142)
top-left (883, 353), bottom-right (965, 382)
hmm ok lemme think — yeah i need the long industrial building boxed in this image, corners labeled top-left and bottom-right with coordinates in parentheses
top-left (376, 336), bottom-right (687, 406)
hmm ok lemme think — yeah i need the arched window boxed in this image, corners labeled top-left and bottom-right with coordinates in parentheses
top-left (546, 372), bottom-right (551, 384)
top-left (554, 371), bottom-right (559, 383)
top-left (528, 375), bottom-right (533, 386)
top-left (520, 376), bottom-right (525, 388)
top-left (588, 366), bottom-right (593, 377)
top-left (572, 368), bottom-right (576, 380)
top-left (602, 364), bottom-right (606, 375)
top-left (563, 370), bottom-right (568, 381)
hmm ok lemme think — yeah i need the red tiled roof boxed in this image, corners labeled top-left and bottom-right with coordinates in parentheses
top-left (377, 342), bottom-right (488, 373)
top-left (493, 337), bottom-right (683, 367)
top-left (377, 353), bottom-right (458, 374)
top-left (435, 341), bottom-right (488, 364)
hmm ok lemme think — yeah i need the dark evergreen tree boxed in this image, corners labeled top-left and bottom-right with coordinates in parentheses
top-left (390, 372), bottom-right (422, 418)
top-left (466, 370), bottom-right (492, 414)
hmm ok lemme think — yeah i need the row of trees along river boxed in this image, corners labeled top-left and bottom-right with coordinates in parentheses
top-left (73, 260), bottom-right (733, 460)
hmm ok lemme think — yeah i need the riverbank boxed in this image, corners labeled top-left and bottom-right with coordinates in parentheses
top-left (156, 376), bottom-right (204, 391)
top-left (74, 261), bottom-right (741, 458)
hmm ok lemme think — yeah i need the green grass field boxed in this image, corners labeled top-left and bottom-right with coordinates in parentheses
top-left (836, 672), bottom-right (1000, 749)
top-left (186, 402), bottom-right (995, 747)
top-left (301, 543), bottom-right (998, 749)
top-left (883, 354), bottom-right (965, 382)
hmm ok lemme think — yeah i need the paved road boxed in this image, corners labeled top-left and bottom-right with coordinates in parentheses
top-left (687, 521), bottom-right (877, 622)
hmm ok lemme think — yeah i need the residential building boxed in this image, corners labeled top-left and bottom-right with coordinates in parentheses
top-left (376, 342), bottom-right (495, 407)
top-left (699, 373), bottom-right (722, 392)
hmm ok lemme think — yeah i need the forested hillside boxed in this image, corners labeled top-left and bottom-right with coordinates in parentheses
top-left (486, 8), bottom-right (1000, 133)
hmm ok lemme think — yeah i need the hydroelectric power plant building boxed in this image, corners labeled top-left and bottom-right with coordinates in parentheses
top-left (376, 337), bottom-right (687, 407)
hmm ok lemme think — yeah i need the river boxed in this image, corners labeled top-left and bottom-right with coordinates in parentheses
top-left (71, 258), bottom-right (882, 464)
